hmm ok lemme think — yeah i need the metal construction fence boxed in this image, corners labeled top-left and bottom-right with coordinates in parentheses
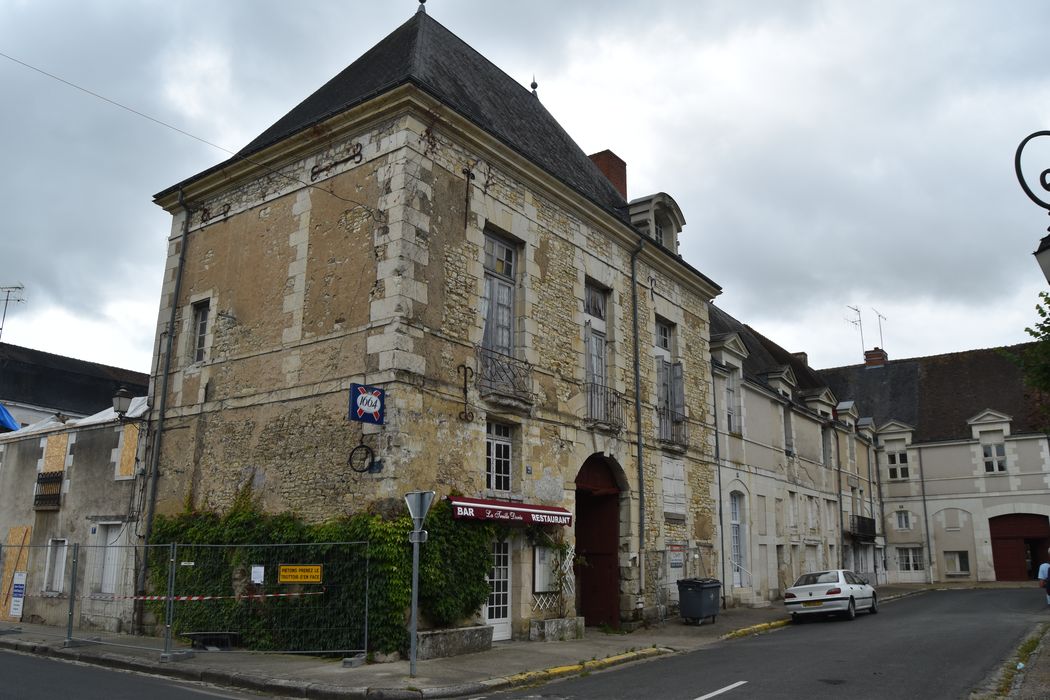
top-left (0, 541), bottom-right (369, 657)
top-left (652, 544), bottom-right (716, 620)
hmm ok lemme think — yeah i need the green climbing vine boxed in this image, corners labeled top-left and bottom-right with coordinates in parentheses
top-left (148, 487), bottom-right (492, 654)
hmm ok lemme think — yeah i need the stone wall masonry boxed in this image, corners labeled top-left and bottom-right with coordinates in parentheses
top-left (151, 105), bottom-right (721, 623)
top-left (402, 120), bottom-right (718, 618)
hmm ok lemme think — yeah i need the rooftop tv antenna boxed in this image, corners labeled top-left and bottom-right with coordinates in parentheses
top-left (0, 284), bottom-right (25, 342)
top-left (872, 307), bottom-right (888, 348)
top-left (846, 305), bottom-right (864, 355)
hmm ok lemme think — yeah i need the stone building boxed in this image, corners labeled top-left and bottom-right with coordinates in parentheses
top-left (0, 396), bottom-right (148, 630)
top-left (147, 7), bottom-right (721, 638)
top-left (820, 345), bottom-right (1050, 584)
top-left (708, 306), bottom-right (884, 605)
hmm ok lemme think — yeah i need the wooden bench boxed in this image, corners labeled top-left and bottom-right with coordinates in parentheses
top-left (180, 631), bottom-right (240, 650)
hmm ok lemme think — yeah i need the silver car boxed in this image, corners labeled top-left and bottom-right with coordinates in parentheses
top-left (784, 569), bottom-right (878, 621)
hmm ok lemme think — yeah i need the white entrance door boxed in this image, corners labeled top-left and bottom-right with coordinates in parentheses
top-left (99, 524), bottom-right (122, 594)
top-left (485, 540), bottom-right (512, 641)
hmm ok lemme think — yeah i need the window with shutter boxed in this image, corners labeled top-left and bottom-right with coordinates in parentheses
top-left (661, 456), bottom-right (686, 517)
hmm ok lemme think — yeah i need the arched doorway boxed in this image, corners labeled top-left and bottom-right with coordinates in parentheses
top-left (990, 514), bottom-right (1050, 580)
top-left (575, 454), bottom-right (622, 628)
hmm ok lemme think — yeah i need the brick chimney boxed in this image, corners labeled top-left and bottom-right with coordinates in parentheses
top-left (588, 150), bottom-right (627, 199)
top-left (864, 347), bottom-right (889, 367)
top-left (791, 352), bottom-right (808, 367)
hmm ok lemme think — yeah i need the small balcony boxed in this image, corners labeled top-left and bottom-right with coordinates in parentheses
top-left (476, 345), bottom-right (533, 407)
top-left (583, 382), bottom-right (626, 432)
top-left (846, 514), bottom-right (877, 542)
top-left (34, 470), bottom-right (63, 510)
top-left (657, 405), bottom-right (688, 447)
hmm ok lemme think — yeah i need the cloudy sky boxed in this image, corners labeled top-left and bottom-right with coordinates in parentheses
top-left (1, 0), bottom-right (1048, 373)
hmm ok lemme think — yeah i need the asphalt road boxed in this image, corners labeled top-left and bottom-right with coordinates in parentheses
top-left (497, 589), bottom-right (1046, 700)
top-left (0, 649), bottom-right (266, 700)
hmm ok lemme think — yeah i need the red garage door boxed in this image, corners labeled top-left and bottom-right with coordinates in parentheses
top-left (989, 514), bottom-right (1050, 581)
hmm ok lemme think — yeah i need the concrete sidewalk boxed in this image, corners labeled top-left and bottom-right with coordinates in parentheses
top-left (0, 583), bottom-right (1044, 698)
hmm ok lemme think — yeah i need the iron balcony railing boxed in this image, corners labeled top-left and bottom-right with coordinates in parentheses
top-left (847, 514), bottom-right (878, 541)
top-left (34, 470), bottom-right (63, 510)
top-left (476, 345), bottom-right (533, 404)
top-left (583, 382), bottom-right (626, 431)
top-left (656, 405), bottom-right (688, 446)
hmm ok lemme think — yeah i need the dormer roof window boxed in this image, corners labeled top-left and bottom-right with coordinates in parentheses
top-left (629, 192), bottom-right (686, 253)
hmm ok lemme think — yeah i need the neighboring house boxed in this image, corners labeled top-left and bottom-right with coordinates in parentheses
top-left (820, 346), bottom-right (1050, 584)
top-left (0, 342), bottom-right (148, 428)
top-left (708, 306), bottom-right (884, 605)
top-left (146, 8), bottom-right (722, 638)
top-left (0, 397), bottom-right (148, 630)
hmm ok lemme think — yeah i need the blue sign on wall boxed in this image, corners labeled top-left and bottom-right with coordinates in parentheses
top-left (349, 384), bottom-right (385, 425)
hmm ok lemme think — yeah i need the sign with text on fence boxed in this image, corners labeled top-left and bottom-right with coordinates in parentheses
top-left (278, 564), bottom-right (323, 584)
top-left (8, 572), bottom-right (26, 619)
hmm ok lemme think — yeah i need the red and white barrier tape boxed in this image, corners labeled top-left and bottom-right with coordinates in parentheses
top-left (24, 590), bottom-right (326, 602)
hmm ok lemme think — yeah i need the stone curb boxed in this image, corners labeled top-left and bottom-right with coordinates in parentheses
top-left (719, 618), bottom-right (791, 640)
top-left (467, 646), bottom-right (671, 698)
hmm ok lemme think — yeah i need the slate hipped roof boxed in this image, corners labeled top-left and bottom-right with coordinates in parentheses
top-left (819, 345), bottom-right (1046, 443)
top-left (0, 343), bottom-right (149, 417)
top-left (708, 304), bottom-right (831, 396)
top-left (157, 9), bottom-right (628, 221)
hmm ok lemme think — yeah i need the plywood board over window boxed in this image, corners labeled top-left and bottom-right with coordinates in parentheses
top-left (43, 433), bottom-right (69, 474)
top-left (1, 526), bottom-right (31, 623)
top-left (118, 424), bottom-right (139, 478)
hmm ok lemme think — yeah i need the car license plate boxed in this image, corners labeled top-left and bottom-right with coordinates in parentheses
top-left (802, 601), bottom-right (822, 608)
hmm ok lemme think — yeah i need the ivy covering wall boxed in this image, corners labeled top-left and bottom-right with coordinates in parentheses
top-left (149, 490), bottom-right (492, 654)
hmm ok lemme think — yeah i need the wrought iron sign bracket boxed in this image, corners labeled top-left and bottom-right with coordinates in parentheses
top-left (457, 363), bottom-right (474, 421)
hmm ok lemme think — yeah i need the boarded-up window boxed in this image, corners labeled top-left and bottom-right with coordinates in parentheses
top-left (662, 456), bottom-right (686, 517)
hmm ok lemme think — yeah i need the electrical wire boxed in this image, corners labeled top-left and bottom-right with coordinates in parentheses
top-left (0, 49), bottom-right (383, 220)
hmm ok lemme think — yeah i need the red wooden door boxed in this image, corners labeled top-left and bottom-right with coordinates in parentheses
top-left (575, 456), bottom-right (621, 628)
top-left (990, 514), bottom-right (1050, 580)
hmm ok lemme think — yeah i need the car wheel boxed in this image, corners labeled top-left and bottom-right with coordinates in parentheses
top-left (844, 599), bottom-right (856, 620)
top-left (869, 594), bottom-right (879, 614)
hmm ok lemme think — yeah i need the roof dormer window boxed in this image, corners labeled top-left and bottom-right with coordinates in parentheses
top-left (629, 193), bottom-right (686, 254)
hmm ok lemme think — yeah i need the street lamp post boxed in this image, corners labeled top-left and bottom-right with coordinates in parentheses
top-left (1014, 131), bottom-right (1050, 283)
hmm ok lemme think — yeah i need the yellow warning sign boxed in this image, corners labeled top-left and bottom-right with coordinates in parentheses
top-left (278, 565), bottom-right (323, 584)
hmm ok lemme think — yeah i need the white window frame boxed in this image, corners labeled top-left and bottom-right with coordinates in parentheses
top-left (783, 405), bottom-right (794, 455)
top-left (44, 538), bottom-right (68, 593)
top-left (584, 281), bottom-right (606, 322)
top-left (898, 547), bottom-right (925, 572)
top-left (654, 318), bottom-right (672, 356)
top-left (896, 511), bottom-right (911, 530)
top-left (191, 299), bottom-right (210, 363)
top-left (95, 522), bottom-right (124, 595)
top-left (982, 443), bottom-right (1007, 473)
top-left (485, 422), bottom-right (513, 494)
top-left (482, 234), bottom-right (518, 356)
top-left (661, 456), bottom-right (686, 518)
top-left (725, 371), bottom-right (737, 433)
top-left (887, 450), bottom-right (910, 480)
top-left (944, 550), bottom-right (970, 575)
top-left (533, 545), bottom-right (557, 594)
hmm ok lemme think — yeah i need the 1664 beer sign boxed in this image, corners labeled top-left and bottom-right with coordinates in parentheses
top-left (349, 384), bottom-right (385, 425)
